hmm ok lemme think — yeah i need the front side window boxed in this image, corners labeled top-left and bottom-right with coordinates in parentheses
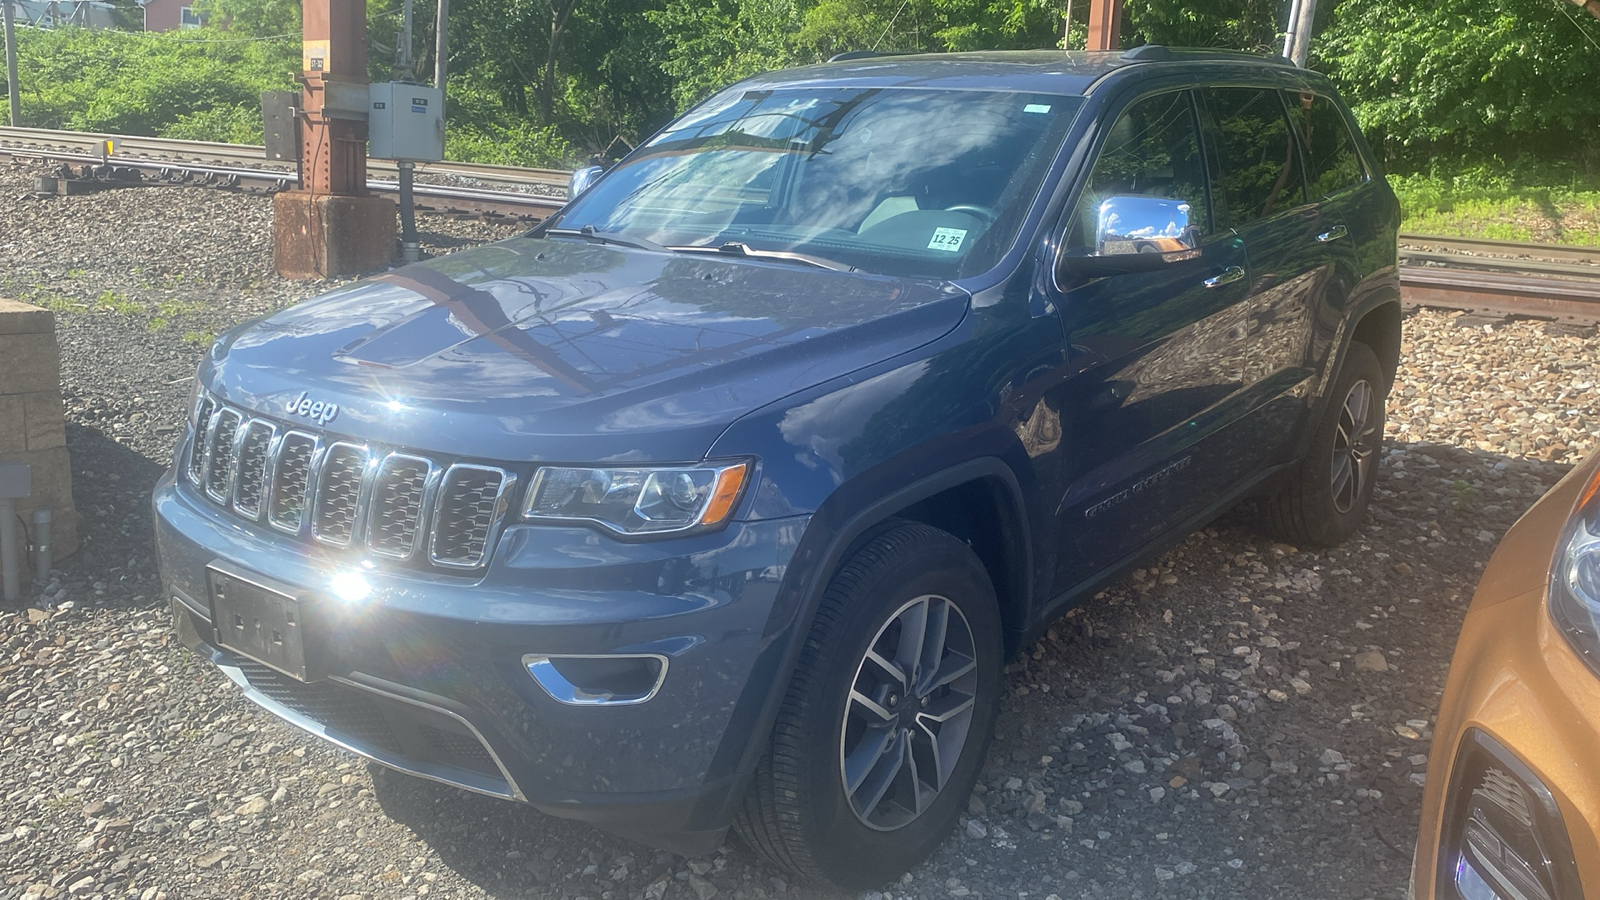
top-left (1205, 87), bottom-right (1306, 227)
top-left (554, 87), bottom-right (1082, 279)
top-left (1285, 91), bottom-right (1367, 200)
top-left (1064, 90), bottom-right (1210, 250)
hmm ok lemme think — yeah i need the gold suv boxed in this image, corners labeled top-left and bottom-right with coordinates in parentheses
top-left (1412, 452), bottom-right (1600, 899)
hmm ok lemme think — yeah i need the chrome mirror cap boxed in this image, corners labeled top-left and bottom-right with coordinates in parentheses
top-left (568, 165), bottom-right (604, 200)
top-left (1094, 195), bottom-right (1201, 259)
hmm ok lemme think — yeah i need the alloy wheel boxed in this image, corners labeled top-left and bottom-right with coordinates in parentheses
top-left (1330, 378), bottom-right (1378, 514)
top-left (839, 594), bottom-right (978, 831)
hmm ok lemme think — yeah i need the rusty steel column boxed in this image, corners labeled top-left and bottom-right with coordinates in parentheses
top-left (274, 0), bottom-right (396, 279)
top-left (1086, 0), bottom-right (1122, 51)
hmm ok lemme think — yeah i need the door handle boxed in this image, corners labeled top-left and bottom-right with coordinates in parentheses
top-left (1316, 224), bottom-right (1349, 242)
top-left (1203, 266), bottom-right (1245, 289)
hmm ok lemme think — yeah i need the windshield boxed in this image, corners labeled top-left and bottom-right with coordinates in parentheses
top-left (553, 86), bottom-right (1083, 279)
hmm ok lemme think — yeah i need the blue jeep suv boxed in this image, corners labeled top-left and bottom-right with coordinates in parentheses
top-left (153, 47), bottom-right (1400, 887)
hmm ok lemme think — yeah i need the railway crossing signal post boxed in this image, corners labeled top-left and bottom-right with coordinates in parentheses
top-left (273, 0), bottom-right (396, 279)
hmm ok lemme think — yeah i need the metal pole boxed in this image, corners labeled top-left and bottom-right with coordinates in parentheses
top-left (1288, 0), bottom-right (1317, 67)
top-left (0, 498), bottom-right (18, 602)
top-left (31, 508), bottom-right (49, 585)
top-left (433, 0), bottom-right (448, 96)
top-left (1282, 0), bottom-right (1302, 61)
top-left (1063, 0), bottom-right (1074, 49)
top-left (3, 0), bottom-right (20, 127)
top-left (397, 0), bottom-right (413, 77)
top-left (398, 159), bottom-right (420, 262)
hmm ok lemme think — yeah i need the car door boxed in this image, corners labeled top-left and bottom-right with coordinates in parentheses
top-left (1200, 85), bottom-right (1334, 467)
top-left (1042, 87), bottom-right (1254, 594)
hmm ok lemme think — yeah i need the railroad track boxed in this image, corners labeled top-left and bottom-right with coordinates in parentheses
top-left (5, 126), bottom-right (1600, 322)
top-left (0, 125), bottom-right (567, 218)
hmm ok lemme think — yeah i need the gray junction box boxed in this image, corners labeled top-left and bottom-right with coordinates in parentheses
top-left (368, 82), bottom-right (445, 161)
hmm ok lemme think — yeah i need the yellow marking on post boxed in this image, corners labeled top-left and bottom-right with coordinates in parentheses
top-left (302, 39), bottom-right (330, 73)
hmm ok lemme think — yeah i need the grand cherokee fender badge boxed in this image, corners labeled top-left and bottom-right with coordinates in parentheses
top-left (286, 391), bottom-right (340, 426)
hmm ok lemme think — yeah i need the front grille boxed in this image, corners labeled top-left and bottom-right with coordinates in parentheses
top-left (205, 409), bottom-right (242, 502)
top-left (233, 421), bottom-right (276, 517)
top-left (185, 397), bottom-right (511, 570)
top-left (313, 443), bottom-right (370, 546)
top-left (431, 465), bottom-right (506, 568)
top-left (368, 455), bottom-right (432, 558)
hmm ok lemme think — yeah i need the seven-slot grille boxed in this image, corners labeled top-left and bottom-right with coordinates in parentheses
top-left (186, 397), bottom-right (511, 569)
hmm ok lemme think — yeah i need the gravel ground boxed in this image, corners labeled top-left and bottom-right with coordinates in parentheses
top-left (3, 157), bottom-right (1597, 900)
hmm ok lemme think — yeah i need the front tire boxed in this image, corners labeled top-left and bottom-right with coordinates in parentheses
top-left (1264, 340), bottom-right (1387, 546)
top-left (734, 522), bottom-right (1002, 889)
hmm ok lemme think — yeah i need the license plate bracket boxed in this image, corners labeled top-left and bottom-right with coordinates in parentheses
top-left (207, 563), bottom-right (322, 682)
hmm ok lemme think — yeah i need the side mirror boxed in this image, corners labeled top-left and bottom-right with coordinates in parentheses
top-left (1061, 195), bottom-right (1202, 277)
top-left (568, 165), bottom-right (604, 200)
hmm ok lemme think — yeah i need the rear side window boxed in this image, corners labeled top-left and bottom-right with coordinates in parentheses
top-left (1204, 87), bottom-right (1306, 228)
top-left (1285, 91), bottom-right (1367, 199)
top-left (1065, 90), bottom-right (1210, 249)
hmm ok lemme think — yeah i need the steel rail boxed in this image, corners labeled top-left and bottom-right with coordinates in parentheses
top-left (1400, 233), bottom-right (1600, 265)
top-left (0, 133), bottom-right (564, 218)
top-left (0, 125), bottom-right (571, 191)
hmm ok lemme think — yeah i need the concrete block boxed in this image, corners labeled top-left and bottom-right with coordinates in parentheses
top-left (0, 334), bottom-right (63, 395)
top-left (22, 391), bottom-right (67, 450)
top-left (274, 191), bottom-right (396, 279)
top-left (0, 394), bottom-right (23, 454)
top-left (0, 298), bottom-right (55, 335)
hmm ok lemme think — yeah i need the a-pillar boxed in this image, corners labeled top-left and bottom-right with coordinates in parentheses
top-left (273, 0), bottom-right (396, 279)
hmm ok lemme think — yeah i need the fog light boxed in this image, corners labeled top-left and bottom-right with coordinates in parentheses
top-left (1437, 730), bottom-right (1582, 900)
top-left (522, 653), bottom-right (668, 706)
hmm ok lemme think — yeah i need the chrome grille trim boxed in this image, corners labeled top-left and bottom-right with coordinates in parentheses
top-left (187, 397), bottom-right (217, 485)
top-left (268, 431), bottom-right (318, 534)
top-left (232, 420), bottom-right (277, 519)
top-left (185, 396), bottom-right (509, 570)
top-left (313, 442), bottom-right (371, 547)
top-left (429, 464), bottom-right (513, 569)
top-left (204, 409), bottom-right (243, 503)
top-left (367, 453), bottom-right (436, 560)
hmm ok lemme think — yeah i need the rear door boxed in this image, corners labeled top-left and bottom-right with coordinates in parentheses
top-left (1200, 85), bottom-right (1329, 467)
top-left (1043, 87), bottom-right (1253, 593)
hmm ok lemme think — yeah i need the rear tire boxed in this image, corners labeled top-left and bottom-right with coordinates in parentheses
top-left (1264, 340), bottom-right (1386, 547)
top-left (734, 522), bottom-right (1002, 889)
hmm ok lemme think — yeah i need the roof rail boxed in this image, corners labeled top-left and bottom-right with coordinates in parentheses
top-left (828, 50), bottom-right (911, 62)
top-left (1121, 43), bottom-right (1297, 66)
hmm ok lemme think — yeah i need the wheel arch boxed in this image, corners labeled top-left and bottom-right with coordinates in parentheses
top-left (1348, 295), bottom-right (1402, 392)
top-left (709, 457), bottom-right (1034, 789)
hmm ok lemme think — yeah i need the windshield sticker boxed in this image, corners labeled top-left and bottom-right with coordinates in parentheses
top-left (928, 227), bottom-right (968, 252)
top-left (1023, 103), bottom-right (1052, 114)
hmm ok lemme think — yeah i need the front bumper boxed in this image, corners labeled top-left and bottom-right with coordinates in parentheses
top-left (1412, 462), bottom-right (1600, 899)
top-left (153, 468), bottom-right (809, 848)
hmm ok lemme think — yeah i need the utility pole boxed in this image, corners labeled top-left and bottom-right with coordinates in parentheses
top-left (272, 0), bottom-right (395, 279)
top-left (1062, 0), bottom-right (1074, 49)
top-left (3, 0), bottom-right (20, 127)
top-left (1086, 0), bottom-right (1121, 51)
top-left (433, 0), bottom-right (448, 97)
top-left (1283, 0), bottom-right (1317, 67)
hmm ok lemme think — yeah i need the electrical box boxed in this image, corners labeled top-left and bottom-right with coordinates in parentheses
top-left (261, 91), bottom-right (300, 161)
top-left (368, 82), bottom-right (444, 161)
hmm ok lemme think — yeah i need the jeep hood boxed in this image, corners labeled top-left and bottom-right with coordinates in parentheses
top-left (204, 237), bottom-right (970, 463)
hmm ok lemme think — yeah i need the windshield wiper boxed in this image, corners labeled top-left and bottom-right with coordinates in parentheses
top-left (545, 226), bottom-right (667, 254)
top-left (667, 241), bottom-right (853, 272)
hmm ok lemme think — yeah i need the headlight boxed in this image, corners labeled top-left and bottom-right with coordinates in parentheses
top-left (1549, 465), bottom-right (1600, 676)
top-left (522, 462), bottom-right (749, 536)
